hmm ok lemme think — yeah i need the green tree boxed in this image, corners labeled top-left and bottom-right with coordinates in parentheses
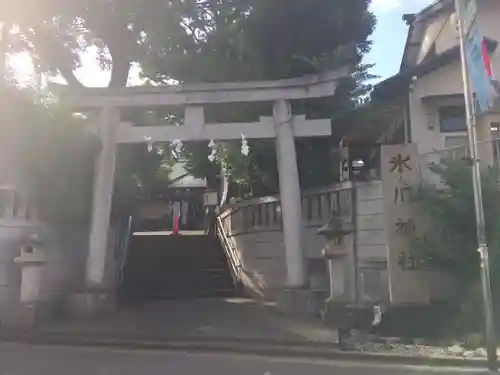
top-left (1, 0), bottom-right (376, 196)
top-left (163, 0), bottom-right (376, 195)
top-left (0, 0), bottom-right (251, 88)
top-left (114, 144), bottom-right (174, 203)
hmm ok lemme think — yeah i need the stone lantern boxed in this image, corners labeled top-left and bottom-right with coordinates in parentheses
top-left (317, 209), bottom-right (373, 346)
top-left (14, 230), bottom-right (47, 304)
top-left (317, 213), bottom-right (354, 301)
top-left (0, 183), bottom-right (41, 326)
top-left (11, 229), bottom-right (49, 327)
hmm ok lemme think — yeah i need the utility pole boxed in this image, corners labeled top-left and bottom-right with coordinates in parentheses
top-left (454, 0), bottom-right (497, 370)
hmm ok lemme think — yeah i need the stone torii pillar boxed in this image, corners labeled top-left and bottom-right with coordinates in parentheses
top-left (273, 100), bottom-right (304, 288)
top-left (86, 107), bottom-right (119, 286)
top-left (68, 68), bottom-right (347, 314)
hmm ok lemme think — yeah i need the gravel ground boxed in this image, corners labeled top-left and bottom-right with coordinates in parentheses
top-left (352, 342), bottom-right (488, 358)
top-left (346, 333), bottom-right (492, 359)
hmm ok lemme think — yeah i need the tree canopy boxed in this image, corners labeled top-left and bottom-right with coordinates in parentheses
top-left (1, 0), bottom-right (377, 196)
top-left (1, 0), bottom-right (208, 87)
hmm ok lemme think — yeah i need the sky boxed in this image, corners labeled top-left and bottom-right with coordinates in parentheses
top-left (367, 0), bottom-right (436, 80)
top-left (10, 0), bottom-right (437, 87)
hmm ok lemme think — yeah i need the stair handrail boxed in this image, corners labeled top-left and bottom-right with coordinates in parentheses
top-left (117, 215), bottom-right (133, 285)
top-left (215, 215), bottom-right (242, 286)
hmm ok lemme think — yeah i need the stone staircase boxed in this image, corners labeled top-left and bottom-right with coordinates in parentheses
top-left (120, 234), bottom-right (235, 302)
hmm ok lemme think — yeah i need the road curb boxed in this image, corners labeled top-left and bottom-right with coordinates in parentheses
top-left (0, 332), bottom-right (488, 369)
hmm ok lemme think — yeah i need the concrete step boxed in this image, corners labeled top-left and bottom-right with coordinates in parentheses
top-left (122, 234), bottom-right (235, 302)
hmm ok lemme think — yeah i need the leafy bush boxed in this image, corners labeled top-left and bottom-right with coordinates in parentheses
top-left (412, 160), bottom-right (500, 333)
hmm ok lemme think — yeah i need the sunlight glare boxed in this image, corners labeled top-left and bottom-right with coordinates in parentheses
top-left (7, 52), bottom-right (35, 85)
top-left (7, 46), bottom-right (144, 88)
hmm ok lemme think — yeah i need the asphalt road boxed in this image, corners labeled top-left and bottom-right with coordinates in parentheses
top-left (0, 343), bottom-right (491, 375)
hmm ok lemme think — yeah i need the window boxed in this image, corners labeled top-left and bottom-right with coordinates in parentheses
top-left (439, 106), bottom-right (467, 133)
top-left (491, 122), bottom-right (500, 133)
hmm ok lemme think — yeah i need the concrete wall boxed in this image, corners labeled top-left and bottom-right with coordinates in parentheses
top-left (228, 229), bottom-right (286, 299)
top-left (220, 185), bottom-right (348, 299)
top-left (220, 181), bottom-right (391, 302)
top-left (223, 226), bottom-right (332, 300)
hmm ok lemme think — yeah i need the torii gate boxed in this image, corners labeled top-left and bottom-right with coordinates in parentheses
top-left (69, 68), bottom-right (347, 308)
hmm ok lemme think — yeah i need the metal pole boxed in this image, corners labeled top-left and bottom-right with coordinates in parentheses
top-left (351, 170), bottom-right (360, 306)
top-left (455, 0), bottom-right (497, 370)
